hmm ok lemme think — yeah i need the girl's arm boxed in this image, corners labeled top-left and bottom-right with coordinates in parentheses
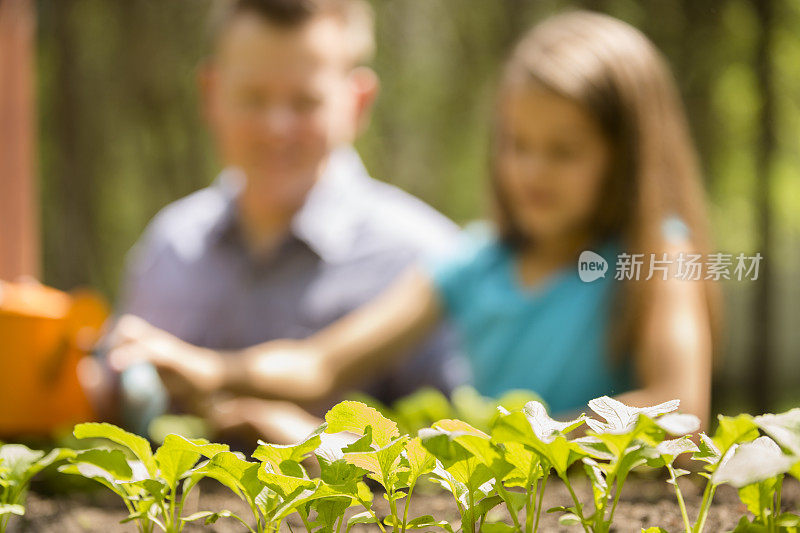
top-left (223, 267), bottom-right (444, 402)
top-left (614, 241), bottom-right (713, 430)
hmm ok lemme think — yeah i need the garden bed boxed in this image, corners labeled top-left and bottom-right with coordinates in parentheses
top-left (16, 476), bottom-right (800, 532)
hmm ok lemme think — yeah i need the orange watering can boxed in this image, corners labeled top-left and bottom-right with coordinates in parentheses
top-left (0, 280), bottom-right (108, 437)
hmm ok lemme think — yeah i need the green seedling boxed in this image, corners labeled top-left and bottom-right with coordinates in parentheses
top-left (61, 423), bottom-right (227, 533)
top-left (0, 444), bottom-right (74, 533)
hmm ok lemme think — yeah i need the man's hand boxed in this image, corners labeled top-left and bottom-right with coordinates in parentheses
top-left (107, 314), bottom-right (225, 409)
top-left (107, 314), bottom-right (333, 407)
top-left (234, 339), bottom-right (333, 403)
top-left (208, 396), bottom-right (324, 446)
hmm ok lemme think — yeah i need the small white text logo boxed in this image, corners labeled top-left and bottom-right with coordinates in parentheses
top-left (578, 251), bottom-right (609, 283)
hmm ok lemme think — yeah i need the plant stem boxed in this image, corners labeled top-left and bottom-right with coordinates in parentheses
top-left (361, 499), bottom-right (387, 533)
top-left (525, 479), bottom-right (537, 533)
top-left (692, 482), bottom-right (717, 533)
top-left (175, 478), bottom-right (199, 530)
top-left (401, 482), bottom-right (416, 533)
top-left (388, 489), bottom-right (400, 533)
top-left (299, 511), bottom-right (314, 533)
top-left (466, 486), bottom-right (476, 533)
top-left (666, 465), bottom-right (691, 533)
top-left (606, 477), bottom-right (627, 529)
top-left (496, 484), bottom-right (522, 531)
top-left (534, 473), bottom-right (548, 533)
top-left (559, 473), bottom-right (590, 533)
top-left (156, 500), bottom-right (172, 532)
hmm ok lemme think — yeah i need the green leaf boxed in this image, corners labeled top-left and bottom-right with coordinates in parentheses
top-left (342, 427), bottom-right (374, 453)
top-left (559, 513), bottom-right (583, 526)
top-left (70, 448), bottom-right (133, 479)
top-left (311, 496), bottom-right (351, 530)
top-left (586, 396), bottom-right (678, 434)
top-left (451, 386), bottom-right (500, 431)
top-left (271, 482), bottom-right (357, 522)
top-left (74, 423), bottom-right (157, 475)
top-left (195, 451), bottom-right (262, 503)
top-left (419, 427), bottom-right (472, 465)
top-left (182, 509), bottom-right (253, 531)
top-left (346, 511), bottom-right (378, 532)
top-left (737, 476), bottom-right (780, 520)
top-left (712, 437), bottom-right (796, 487)
top-left (474, 493), bottom-right (504, 518)
top-left (384, 514), bottom-right (455, 531)
top-left (591, 415), bottom-right (664, 459)
top-left (316, 447), bottom-right (368, 490)
top-left (325, 401), bottom-right (399, 447)
top-left (58, 463), bottom-right (129, 498)
top-left (755, 408), bottom-right (800, 456)
top-left (481, 522), bottom-right (517, 533)
top-left (430, 419), bottom-right (513, 483)
top-left (403, 437), bottom-right (435, 486)
top-left (257, 464), bottom-right (316, 499)
top-left (0, 445), bottom-right (74, 493)
top-left (583, 458), bottom-right (608, 513)
top-left (712, 415), bottom-right (759, 459)
top-left (159, 434), bottom-right (228, 459)
top-left (776, 513), bottom-right (800, 527)
top-left (790, 460), bottom-right (800, 484)
top-left (0, 444), bottom-right (45, 479)
top-left (0, 503), bottom-right (25, 516)
top-left (731, 515), bottom-right (769, 532)
top-left (692, 433), bottom-right (721, 465)
top-left (641, 528), bottom-right (669, 533)
top-left (342, 436), bottom-right (408, 485)
top-left (386, 387), bottom-right (453, 433)
top-left (654, 436), bottom-right (699, 466)
top-left (521, 401), bottom-right (585, 442)
top-left (655, 413), bottom-right (701, 436)
top-left (120, 478), bottom-right (168, 501)
top-left (499, 441), bottom-right (541, 488)
top-left (491, 410), bottom-right (586, 475)
top-left (252, 424), bottom-right (324, 468)
top-left (155, 434), bottom-right (227, 488)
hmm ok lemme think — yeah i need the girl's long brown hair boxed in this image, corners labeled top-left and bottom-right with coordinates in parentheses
top-left (491, 11), bottom-right (719, 360)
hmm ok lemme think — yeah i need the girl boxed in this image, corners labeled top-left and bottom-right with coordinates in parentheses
top-left (114, 10), bottom-right (717, 432)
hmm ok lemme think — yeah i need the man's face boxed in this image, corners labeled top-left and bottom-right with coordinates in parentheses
top-left (204, 14), bottom-right (368, 211)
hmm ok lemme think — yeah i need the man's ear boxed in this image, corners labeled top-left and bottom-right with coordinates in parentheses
top-left (350, 67), bottom-right (379, 134)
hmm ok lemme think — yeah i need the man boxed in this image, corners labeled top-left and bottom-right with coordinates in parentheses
top-left (107, 0), bottom-right (463, 443)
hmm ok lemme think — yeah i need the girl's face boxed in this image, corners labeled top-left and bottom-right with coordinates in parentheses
top-left (497, 85), bottom-right (612, 245)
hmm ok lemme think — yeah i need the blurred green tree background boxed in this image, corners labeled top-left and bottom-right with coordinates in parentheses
top-left (34, 0), bottom-right (800, 413)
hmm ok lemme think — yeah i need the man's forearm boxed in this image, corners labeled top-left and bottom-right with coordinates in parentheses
top-left (218, 343), bottom-right (333, 403)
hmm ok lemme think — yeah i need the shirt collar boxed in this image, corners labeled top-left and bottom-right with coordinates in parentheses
top-left (210, 146), bottom-right (368, 263)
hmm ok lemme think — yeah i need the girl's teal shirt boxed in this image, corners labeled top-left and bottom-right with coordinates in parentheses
top-left (427, 224), bottom-right (633, 414)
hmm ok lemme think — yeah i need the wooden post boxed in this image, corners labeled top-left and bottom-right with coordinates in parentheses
top-left (0, 0), bottom-right (38, 280)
